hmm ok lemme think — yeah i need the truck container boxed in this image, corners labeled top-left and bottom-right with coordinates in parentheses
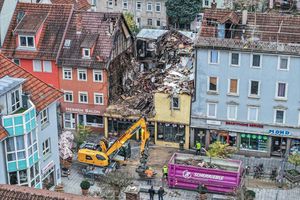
top-left (168, 153), bottom-right (243, 194)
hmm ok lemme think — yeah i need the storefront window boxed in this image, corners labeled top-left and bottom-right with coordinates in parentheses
top-left (194, 129), bottom-right (206, 146)
top-left (240, 134), bottom-right (268, 151)
top-left (9, 172), bottom-right (17, 185)
top-left (108, 120), bottom-right (132, 136)
top-left (271, 137), bottom-right (287, 157)
top-left (42, 166), bottom-right (55, 190)
top-left (86, 115), bottom-right (103, 126)
top-left (19, 169), bottom-right (28, 184)
top-left (157, 123), bottom-right (185, 143)
top-left (290, 139), bottom-right (300, 154)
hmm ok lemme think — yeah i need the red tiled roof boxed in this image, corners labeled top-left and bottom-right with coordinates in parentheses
top-left (51, 0), bottom-right (91, 11)
top-left (0, 126), bottom-right (8, 141)
top-left (0, 54), bottom-right (63, 112)
top-left (0, 184), bottom-right (101, 200)
top-left (58, 11), bottom-right (124, 68)
top-left (2, 2), bottom-right (73, 60)
top-left (199, 9), bottom-right (300, 44)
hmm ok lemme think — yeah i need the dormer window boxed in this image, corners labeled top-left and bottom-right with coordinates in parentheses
top-left (83, 48), bottom-right (90, 58)
top-left (11, 89), bottom-right (21, 112)
top-left (19, 35), bottom-right (35, 48)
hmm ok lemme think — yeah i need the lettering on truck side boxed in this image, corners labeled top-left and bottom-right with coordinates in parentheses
top-left (182, 170), bottom-right (224, 180)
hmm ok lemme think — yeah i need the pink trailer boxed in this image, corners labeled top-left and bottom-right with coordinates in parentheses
top-left (167, 153), bottom-right (243, 194)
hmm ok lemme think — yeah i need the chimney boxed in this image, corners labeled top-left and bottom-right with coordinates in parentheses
top-left (242, 9), bottom-right (248, 25)
top-left (269, 0), bottom-right (274, 9)
top-left (211, 0), bottom-right (217, 9)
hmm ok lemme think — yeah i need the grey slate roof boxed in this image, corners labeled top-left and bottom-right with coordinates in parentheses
top-left (0, 76), bottom-right (25, 96)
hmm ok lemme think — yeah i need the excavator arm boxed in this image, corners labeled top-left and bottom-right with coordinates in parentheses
top-left (105, 117), bottom-right (150, 158)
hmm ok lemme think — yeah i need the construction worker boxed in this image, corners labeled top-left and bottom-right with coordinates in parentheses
top-left (196, 141), bottom-right (201, 155)
top-left (162, 165), bottom-right (168, 179)
top-left (145, 167), bottom-right (154, 185)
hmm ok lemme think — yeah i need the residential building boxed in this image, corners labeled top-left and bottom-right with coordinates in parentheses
top-left (202, 0), bottom-right (232, 9)
top-left (89, 0), bottom-right (167, 29)
top-left (1, 2), bottom-right (74, 89)
top-left (0, 0), bottom-right (18, 46)
top-left (192, 8), bottom-right (300, 157)
top-left (50, 0), bottom-right (92, 10)
top-left (0, 54), bottom-right (62, 189)
top-left (57, 11), bottom-right (133, 131)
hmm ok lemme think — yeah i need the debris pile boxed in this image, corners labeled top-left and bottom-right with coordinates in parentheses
top-left (106, 65), bottom-right (193, 117)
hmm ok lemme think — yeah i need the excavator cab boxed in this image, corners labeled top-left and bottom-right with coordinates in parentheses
top-left (78, 149), bottom-right (109, 167)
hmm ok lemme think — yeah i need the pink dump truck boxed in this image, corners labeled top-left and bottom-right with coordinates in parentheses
top-left (167, 153), bottom-right (243, 194)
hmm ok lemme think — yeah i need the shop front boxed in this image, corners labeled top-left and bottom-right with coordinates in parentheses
top-left (41, 161), bottom-right (56, 190)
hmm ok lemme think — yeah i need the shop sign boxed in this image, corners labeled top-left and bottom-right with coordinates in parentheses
top-left (42, 160), bottom-right (54, 175)
top-left (206, 120), bottom-right (221, 126)
top-left (65, 107), bottom-right (101, 115)
top-left (182, 170), bottom-right (224, 180)
top-left (225, 121), bottom-right (263, 128)
top-left (268, 129), bottom-right (291, 136)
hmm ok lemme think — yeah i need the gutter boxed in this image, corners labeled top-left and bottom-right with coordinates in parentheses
top-left (55, 4), bottom-right (74, 64)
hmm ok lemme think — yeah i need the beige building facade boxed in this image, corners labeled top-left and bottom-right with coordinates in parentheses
top-left (89, 0), bottom-right (167, 29)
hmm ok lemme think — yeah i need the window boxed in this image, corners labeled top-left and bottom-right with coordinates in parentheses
top-left (43, 61), bottom-right (52, 72)
top-left (172, 97), bottom-right (179, 109)
top-left (11, 89), bottom-right (20, 112)
top-left (157, 123), bottom-right (185, 142)
top-left (248, 107), bottom-right (258, 121)
top-left (147, 2), bottom-right (152, 11)
top-left (91, 0), bottom-right (96, 5)
top-left (96, 154), bottom-right (106, 160)
top-left (249, 80), bottom-right (260, 96)
top-left (93, 70), bottom-right (103, 82)
top-left (230, 52), bottom-right (240, 66)
top-left (227, 105), bottom-right (237, 120)
top-left (276, 82), bottom-right (287, 99)
top-left (228, 79), bottom-right (238, 95)
top-left (86, 115), bottom-right (103, 126)
top-left (251, 54), bottom-right (261, 68)
top-left (79, 92), bottom-right (88, 103)
top-left (122, 0), bottom-right (128, 9)
top-left (33, 60), bottom-right (42, 72)
top-left (278, 56), bottom-right (289, 70)
top-left (208, 76), bottom-right (218, 92)
top-left (78, 69), bottom-right (87, 81)
top-left (155, 2), bottom-right (161, 12)
top-left (156, 19), bottom-right (161, 27)
top-left (41, 109), bottom-right (48, 126)
top-left (240, 133), bottom-right (268, 151)
top-left (207, 103), bottom-right (217, 118)
top-left (63, 68), bottom-right (72, 80)
top-left (42, 138), bottom-right (51, 156)
top-left (209, 50), bottom-right (219, 64)
top-left (136, 1), bottom-right (142, 10)
top-left (82, 48), bottom-right (90, 58)
top-left (19, 35), bottom-right (34, 48)
top-left (108, 0), bottom-right (113, 7)
top-left (204, 0), bottom-right (209, 6)
top-left (147, 18), bottom-right (153, 26)
top-left (12, 59), bottom-right (20, 65)
top-left (64, 91), bottom-right (73, 102)
top-left (94, 93), bottom-right (104, 105)
top-left (274, 109), bottom-right (285, 124)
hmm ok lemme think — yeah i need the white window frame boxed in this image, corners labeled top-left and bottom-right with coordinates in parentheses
top-left (93, 69), bottom-right (103, 82)
top-left (33, 60), bottom-right (42, 72)
top-left (208, 50), bottom-right (219, 64)
top-left (41, 108), bottom-right (49, 126)
top-left (227, 105), bottom-right (237, 120)
top-left (248, 80), bottom-right (260, 97)
top-left (147, 18), bottom-right (153, 26)
top-left (207, 103), bottom-right (217, 118)
top-left (43, 60), bottom-right (52, 73)
top-left (79, 91), bottom-right (88, 104)
top-left (147, 2), bottom-right (152, 11)
top-left (77, 68), bottom-right (87, 81)
top-left (228, 78), bottom-right (239, 95)
top-left (204, 0), bottom-right (209, 6)
top-left (230, 52), bottom-right (240, 66)
top-left (64, 90), bottom-right (73, 102)
top-left (207, 76), bottom-right (218, 92)
top-left (63, 68), bottom-right (72, 80)
top-left (19, 35), bottom-right (35, 48)
top-left (251, 53), bottom-right (262, 68)
top-left (94, 93), bottom-right (104, 105)
top-left (171, 97), bottom-right (180, 109)
top-left (122, 0), bottom-right (128, 9)
top-left (275, 81), bottom-right (288, 99)
top-left (82, 48), bottom-right (90, 58)
top-left (274, 109), bottom-right (286, 124)
top-left (155, 2), bottom-right (161, 12)
top-left (42, 138), bottom-right (51, 157)
top-left (136, 1), bottom-right (142, 10)
top-left (11, 89), bottom-right (21, 112)
top-left (247, 106), bottom-right (259, 122)
top-left (108, 0), bottom-right (113, 7)
top-left (156, 19), bottom-right (161, 27)
top-left (278, 56), bottom-right (290, 71)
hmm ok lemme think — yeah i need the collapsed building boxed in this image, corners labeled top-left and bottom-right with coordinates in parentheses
top-left (104, 29), bottom-right (195, 149)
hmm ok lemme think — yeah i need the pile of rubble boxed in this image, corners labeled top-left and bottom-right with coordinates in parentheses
top-left (106, 64), bottom-right (193, 117)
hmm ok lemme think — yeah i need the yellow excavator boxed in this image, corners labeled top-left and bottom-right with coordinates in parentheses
top-left (77, 117), bottom-right (150, 172)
